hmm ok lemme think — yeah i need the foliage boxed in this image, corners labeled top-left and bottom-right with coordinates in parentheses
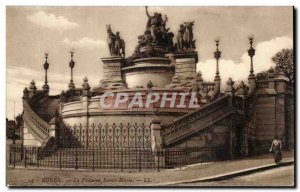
top-left (272, 49), bottom-right (294, 83)
top-left (255, 49), bottom-right (294, 83)
top-left (256, 67), bottom-right (275, 81)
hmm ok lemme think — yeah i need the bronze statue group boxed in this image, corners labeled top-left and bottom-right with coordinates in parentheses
top-left (106, 6), bottom-right (197, 58)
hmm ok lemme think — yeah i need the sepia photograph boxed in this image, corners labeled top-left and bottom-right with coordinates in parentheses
top-left (5, 5), bottom-right (294, 187)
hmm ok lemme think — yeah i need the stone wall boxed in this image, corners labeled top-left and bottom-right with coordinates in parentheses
top-left (254, 78), bottom-right (294, 149)
top-left (255, 96), bottom-right (276, 140)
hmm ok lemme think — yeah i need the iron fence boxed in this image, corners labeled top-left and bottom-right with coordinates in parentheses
top-left (59, 123), bottom-right (152, 149)
top-left (9, 145), bottom-right (224, 171)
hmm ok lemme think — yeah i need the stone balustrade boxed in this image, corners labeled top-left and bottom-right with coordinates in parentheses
top-left (23, 101), bottom-right (50, 143)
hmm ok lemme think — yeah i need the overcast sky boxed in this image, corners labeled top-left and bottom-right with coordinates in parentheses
top-left (6, 6), bottom-right (293, 119)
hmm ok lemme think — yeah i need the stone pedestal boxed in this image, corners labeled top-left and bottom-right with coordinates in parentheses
top-left (166, 52), bottom-right (198, 88)
top-left (122, 57), bottom-right (174, 88)
top-left (99, 56), bottom-right (126, 90)
top-left (211, 75), bottom-right (221, 100)
top-left (151, 119), bottom-right (163, 151)
top-left (150, 119), bottom-right (165, 167)
top-left (175, 57), bottom-right (197, 79)
top-left (248, 75), bottom-right (256, 95)
top-left (49, 118), bottom-right (56, 138)
top-left (102, 56), bottom-right (123, 80)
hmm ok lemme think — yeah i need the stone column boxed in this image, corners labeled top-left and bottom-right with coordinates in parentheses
top-left (150, 119), bottom-right (165, 167)
top-left (81, 77), bottom-right (90, 147)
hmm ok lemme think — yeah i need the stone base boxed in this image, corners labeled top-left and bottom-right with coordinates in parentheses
top-left (122, 57), bottom-right (174, 88)
top-left (98, 56), bottom-right (126, 91)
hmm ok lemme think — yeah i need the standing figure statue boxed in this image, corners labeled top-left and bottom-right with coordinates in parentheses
top-left (176, 24), bottom-right (185, 50)
top-left (183, 21), bottom-right (195, 49)
top-left (145, 6), bottom-right (160, 43)
top-left (106, 24), bottom-right (126, 57)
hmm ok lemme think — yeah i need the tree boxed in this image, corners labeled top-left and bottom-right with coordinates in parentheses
top-left (256, 67), bottom-right (275, 81)
top-left (272, 49), bottom-right (294, 83)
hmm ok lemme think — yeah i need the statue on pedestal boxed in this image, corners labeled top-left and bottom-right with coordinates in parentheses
top-left (176, 21), bottom-right (196, 51)
top-left (132, 7), bottom-right (175, 58)
top-left (176, 24), bottom-right (185, 50)
top-left (106, 25), bottom-right (126, 57)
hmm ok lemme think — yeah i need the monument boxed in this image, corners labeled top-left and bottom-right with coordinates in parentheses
top-left (10, 7), bottom-right (294, 173)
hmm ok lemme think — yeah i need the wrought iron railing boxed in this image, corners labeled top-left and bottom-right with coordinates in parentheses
top-left (9, 145), bottom-right (224, 171)
top-left (58, 123), bottom-right (152, 149)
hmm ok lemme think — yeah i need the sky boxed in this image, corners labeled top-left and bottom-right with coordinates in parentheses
top-left (6, 6), bottom-right (293, 119)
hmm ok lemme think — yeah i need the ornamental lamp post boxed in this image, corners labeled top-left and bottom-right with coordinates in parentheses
top-left (214, 37), bottom-right (221, 81)
top-left (248, 34), bottom-right (256, 78)
top-left (42, 53), bottom-right (50, 91)
top-left (68, 51), bottom-right (75, 90)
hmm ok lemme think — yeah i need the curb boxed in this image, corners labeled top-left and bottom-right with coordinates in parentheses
top-left (154, 160), bottom-right (294, 186)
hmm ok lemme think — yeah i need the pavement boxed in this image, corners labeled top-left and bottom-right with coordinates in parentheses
top-left (175, 164), bottom-right (294, 186)
top-left (158, 159), bottom-right (294, 186)
top-left (7, 150), bottom-right (294, 187)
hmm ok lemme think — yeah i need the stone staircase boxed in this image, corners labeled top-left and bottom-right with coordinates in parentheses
top-left (23, 100), bottom-right (50, 145)
top-left (162, 94), bottom-right (243, 146)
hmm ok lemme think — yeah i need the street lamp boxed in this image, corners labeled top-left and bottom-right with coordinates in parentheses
top-left (248, 34), bottom-right (256, 77)
top-left (214, 37), bottom-right (221, 81)
top-left (42, 53), bottom-right (50, 91)
top-left (68, 51), bottom-right (75, 90)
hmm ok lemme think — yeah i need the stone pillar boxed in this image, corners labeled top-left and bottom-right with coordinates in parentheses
top-left (211, 76), bottom-right (221, 100)
top-left (267, 72), bottom-right (275, 89)
top-left (102, 56), bottom-right (124, 80)
top-left (81, 77), bottom-right (90, 147)
top-left (49, 110), bottom-right (60, 148)
top-left (59, 91), bottom-right (67, 115)
top-left (224, 78), bottom-right (235, 108)
top-left (201, 87), bottom-right (210, 104)
top-left (22, 88), bottom-right (29, 100)
top-left (240, 82), bottom-right (249, 156)
top-left (49, 118), bottom-right (56, 138)
top-left (196, 71), bottom-right (203, 87)
top-left (150, 119), bottom-right (165, 167)
top-left (100, 56), bottom-right (126, 89)
top-left (171, 52), bottom-right (198, 82)
top-left (248, 75), bottom-right (256, 96)
top-left (28, 80), bottom-right (37, 98)
top-left (225, 78), bottom-right (235, 96)
top-left (274, 78), bottom-right (287, 147)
